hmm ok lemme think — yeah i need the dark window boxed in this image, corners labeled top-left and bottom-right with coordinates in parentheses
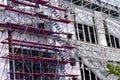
top-left (90, 26), bottom-right (96, 43)
top-left (91, 71), bottom-right (96, 80)
top-left (106, 34), bottom-right (120, 48)
top-left (84, 65), bottom-right (90, 80)
top-left (10, 61), bottom-right (14, 79)
top-left (110, 35), bottom-right (115, 47)
top-left (104, 21), bottom-right (120, 48)
top-left (67, 34), bottom-right (72, 39)
top-left (78, 24), bottom-right (84, 41)
top-left (79, 57), bottom-right (100, 80)
top-left (75, 23), bottom-right (97, 44)
top-left (84, 25), bottom-right (90, 42)
top-left (75, 23), bottom-right (79, 40)
top-left (115, 37), bottom-right (120, 48)
top-left (106, 35), bottom-right (111, 46)
top-left (37, 23), bottom-right (44, 29)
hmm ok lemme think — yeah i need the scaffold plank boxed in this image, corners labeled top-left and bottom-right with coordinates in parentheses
top-left (8, 72), bottom-right (79, 77)
top-left (11, 0), bottom-right (38, 7)
top-left (0, 23), bottom-right (69, 35)
top-left (0, 4), bottom-right (71, 23)
top-left (1, 54), bottom-right (74, 64)
top-left (5, 38), bottom-right (75, 49)
top-left (26, 0), bottom-right (48, 5)
top-left (1, 41), bottom-right (65, 52)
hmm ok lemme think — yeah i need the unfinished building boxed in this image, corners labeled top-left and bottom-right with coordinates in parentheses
top-left (0, 0), bottom-right (120, 80)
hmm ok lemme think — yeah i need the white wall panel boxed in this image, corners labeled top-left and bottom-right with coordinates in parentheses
top-left (75, 9), bottom-right (94, 26)
top-left (106, 19), bottom-right (120, 39)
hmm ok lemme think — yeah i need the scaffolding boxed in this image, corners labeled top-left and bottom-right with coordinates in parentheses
top-left (0, 0), bottom-right (79, 80)
top-left (0, 0), bottom-right (120, 80)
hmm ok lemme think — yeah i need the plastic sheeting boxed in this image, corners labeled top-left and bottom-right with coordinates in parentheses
top-left (75, 8), bottom-right (94, 26)
top-left (105, 19), bottom-right (120, 39)
top-left (74, 41), bottom-right (120, 80)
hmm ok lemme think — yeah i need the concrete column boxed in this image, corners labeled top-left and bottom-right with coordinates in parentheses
top-left (94, 11), bottom-right (107, 46)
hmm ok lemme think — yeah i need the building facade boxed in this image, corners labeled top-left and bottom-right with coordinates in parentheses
top-left (0, 0), bottom-right (120, 80)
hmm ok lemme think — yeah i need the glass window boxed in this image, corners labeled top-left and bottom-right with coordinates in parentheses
top-left (84, 25), bottom-right (90, 42)
top-left (89, 26), bottom-right (96, 43)
top-left (37, 23), bottom-right (44, 29)
top-left (104, 23), bottom-right (120, 48)
top-left (79, 57), bottom-right (100, 80)
top-left (78, 24), bottom-right (84, 41)
top-left (115, 37), bottom-right (120, 48)
top-left (105, 32), bottom-right (120, 48)
top-left (75, 23), bottom-right (97, 44)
